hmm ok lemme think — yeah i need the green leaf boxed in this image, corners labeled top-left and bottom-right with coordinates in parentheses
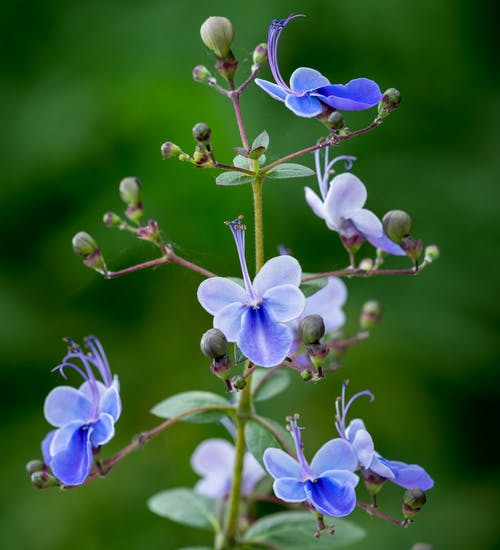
top-left (233, 154), bottom-right (250, 169)
top-left (300, 276), bottom-right (328, 298)
top-left (178, 547), bottom-right (211, 550)
top-left (244, 417), bottom-right (293, 468)
top-left (252, 130), bottom-right (269, 150)
top-left (251, 368), bottom-right (290, 402)
top-left (243, 511), bottom-right (365, 549)
top-left (150, 391), bottom-right (233, 423)
top-left (148, 488), bottom-right (218, 531)
top-left (216, 171), bottom-right (253, 186)
top-left (265, 163), bottom-right (316, 179)
top-left (248, 145), bottom-right (266, 160)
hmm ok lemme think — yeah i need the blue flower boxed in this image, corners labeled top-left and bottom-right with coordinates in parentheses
top-left (255, 14), bottom-right (382, 118)
top-left (197, 218), bottom-right (306, 367)
top-left (41, 336), bottom-right (121, 486)
top-left (335, 384), bottom-right (434, 491)
top-left (191, 438), bottom-right (265, 498)
top-left (305, 148), bottom-right (406, 255)
top-left (263, 415), bottom-right (359, 517)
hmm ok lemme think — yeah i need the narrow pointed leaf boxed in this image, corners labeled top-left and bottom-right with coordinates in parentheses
top-left (216, 171), bottom-right (254, 186)
top-left (265, 163), bottom-right (316, 179)
top-left (150, 391), bottom-right (233, 423)
top-left (252, 130), bottom-right (269, 150)
top-left (251, 368), bottom-right (291, 402)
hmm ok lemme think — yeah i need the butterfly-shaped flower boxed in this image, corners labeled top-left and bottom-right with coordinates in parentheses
top-left (255, 14), bottom-right (382, 118)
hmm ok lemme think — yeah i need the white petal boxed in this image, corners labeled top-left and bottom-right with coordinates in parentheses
top-left (350, 208), bottom-right (383, 239)
top-left (304, 187), bottom-right (327, 220)
top-left (191, 438), bottom-right (236, 476)
top-left (213, 302), bottom-right (246, 342)
top-left (197, 277), bottom-right (247, 315)
top-left (253, 256), bottom-right (301, 297)
top-left (325, 173), bottom-right (367, 226)
top-left (263, 285), bottom-right (305, 322)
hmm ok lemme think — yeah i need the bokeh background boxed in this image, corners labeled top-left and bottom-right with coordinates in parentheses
top-left (1, 0), bottom-right (498, 548)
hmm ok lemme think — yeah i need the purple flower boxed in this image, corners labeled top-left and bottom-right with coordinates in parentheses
top-left (335, 384), bottom-right (434, 491)
top-left (255, 14), bottom-right (382, 118)
top-left (263, 415), bottom-right (359, 517)
top-left (41, 336), bottom-right (121, 486)
top-left (197, 218), bottom-right (305, 367)
top-left (191, 438), bottom-right (265, 498)
top-left (305, 148), bottom-right (405, 256)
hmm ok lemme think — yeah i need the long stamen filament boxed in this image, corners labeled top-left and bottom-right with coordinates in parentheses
top-left (287, 414), bottom-right (313, 479)
top-left (227, 218), bottom-right (258, 303)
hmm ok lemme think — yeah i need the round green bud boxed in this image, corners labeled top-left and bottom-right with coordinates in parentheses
top-left (193, 64), bottom-right (213, 83)
top-left (161, 141), bottom-right (182, 160)
top-left (26, 460), bottom-right (44, 475)
top-left (192, 122), bottom-right (211, 144)
top-left (119, 177), bottom-right (141, 207)
top-left (380, 88), bottom-right (402, 110)
top-left (72, 231), bottom-right (98, 257)
top-left (402, 488), bottom-right (427, 519)
top-left (231, 375), bottom-right (247, 391)
top-left (327, 111), bottom-right (345, 130)
top-left (382, 210), bottom-right (412, 244)
top-left (299, 314), bottom-right (325, 345)
top-left (424, 244), bottom-right (440, 263)
top-left (31, 470), bottom-right (58, 489)
top-left (200, 16), bottom-right (234, 59)
top-left (359, 300), bottom-right (382, 330)
top-left (300, 369), bottom-right (313, 382)
top-left (359, 258), bottom-right (374, 271)
top-left (252, 43), bottom-right (268, 69)
top-left (200, 328), bottom-right (228, 359)
top-left (103, 211), bottom-right (122, 227)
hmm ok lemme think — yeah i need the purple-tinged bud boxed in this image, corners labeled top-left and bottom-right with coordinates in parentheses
top-left (201, 328), bottom-right (228, 359)
top-left (103, 211), bottom-right (122, 227)
top-left (138, 220), bottom-right (161, 245)
top-left (161, 141), bottom-right (183, 160)
top-left (192, 122), bottom-right (211, 145)
top-left (383, 210), bottom-right (412, 244)
top-left (401, 236), bottom-right (423, 264)
top-left (31, 470), bottom-right (58, 489)
top-left (231, 375), bottom-right (246, 391)
top-left (424, 245), bottom-right (440, 263)
top-left (252, 43), bottom-right (268, 70)
top-left (193, 145), bottom-right (213, 167)
top-left (299, 314), bottom-right (325, 345)
top-left (378, 88), bottom-right (401, 119)
top-left (359, 300), bottom-right (382, 330)
top-left (72, 232), bottom-right (107, 274)
top-left (119, 177), bottom-right (142, 207)
top-left (327, 111), bottom-right (345, 130)
top-left (200, 16), bottom-right (234, 59)
top-left (402, 488), bottom-right (427, 520)
top-left (359, 258), bottom-right (374, 271)
top-left (300, 369), bottom-right (313, 382)
top-left (361, 469), bottom-right (387, 496)
top-left (125, 204), bottom-right (144, 225)
top-left (26, 460), bottom-right (44, 476)
top-left (193, 64), bottom-right (214, 83)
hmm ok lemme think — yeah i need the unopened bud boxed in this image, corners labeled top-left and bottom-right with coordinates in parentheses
top-left (125, 204), bottom-right (144, 225)
top-left (327, 111), bottom-right (345, 130)
top-left (252, 43), bottom-right (268, 69)
top-left (401, 236), bottom-right (423, 264)
top-left (31, 470), bottom-right (58, 489)
top-left (193, 64), bottom-right (213, 83)
top-left (402, 488), bottom-right (427, 520)
top-left (382, 210), bottom-right (412, 244)
top-left (359, 258), bottom-right (374, 271)
top-left (200, 16), bottom-right (234, 59)
top-left (231, 375), bottom-right (247, 391)
top-left (103, 211), bottom-right (122, 227)
top-left (359, 300), bottom-right (382, 330)
top-left (26, 460), bottom-right (44, 476)
top-left (378, 88), bottom-right (401, 118)
top-left (119, 177), bottom-right (142, 207)
top-left (192, 122), bottom-right (211, 145)
top-left (137, 220), bottom-right (161, 245)
top-left (424, 245), bottom-right (440, 263)
top-left (193, 144), bottom-right (212, 167)
top-left (361, 469), bottom-right (387, 496)
top-left (300, 369), bottom-right (313, 382)
top-left (201, 328), bottom-right (228, 359)
top-left (72, 231), bottom-right (98, 257)
top-left (299, 314), bottom-right (325, 345)
top-left (161, 141), bottom-right (182, 160)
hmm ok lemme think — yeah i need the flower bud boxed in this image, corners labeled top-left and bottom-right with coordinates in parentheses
top-left (401, 236), bottom-right (423, 264)
top-left (231, 375), bottom-right (247, 391)
top-left (201, 328), bottom-right (228, 359)
top-left (424, 245), bottom-right (440, 263)
top-left (402, 488), bottom-right (427, 520)
top-left (103, 211), bottom-right (122, 227)
top-left (137, 220), bottom-right (161, 245)
top-left (361, 469), bottom-right (387, 496)
top-left (299, 314), bottom-right (325, 345)
top-left (252, 43), bottom-right (268, 70)
top-left (72, 231), bottom-right (98, 257)
top-left (359, 258), bottom-right (374, 271)
top-left (125, 205), bottom-right (144, 225)
top-left (359, 300), bottom-right (382, 330)
top-left (31, 470), bottom-right (58, 489)
top-left (300, 369), bottom-right (313, 382)
top-left (382, 210), bottom-right (412, 244)
top-left (192, 145), bottom-right (212, 167)
top-left (327, 111), bottom-right (345, 130)
top-left (200, 16), bottom-right (234, 59)
top-left (192, 122), bottom-right (211, 145)
top-left (193, 64), bottom-right (213, 83)
top-left (378, 88), bottom-right (401, 118)
top-left (161, 141), bottom-right (183, 160)
top-left (26, 460), bottom-right (44, 476)
top-left (119, 177), bottom-right (142, 207)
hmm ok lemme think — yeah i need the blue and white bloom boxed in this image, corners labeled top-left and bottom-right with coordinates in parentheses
top-left (305, 148), bottom-right (405, 255)
top-left (41, 336), bottom-right (121, 486)
top-left (197, 218), bottom-right (306, 367)
top-left (335, 384), bottom-right (434, 491)
top-left (191, 438), bottom-right (265, 498)
top-left (255, 14), bottom-right (382, 118)
top-left (263, 415), bottom-right (359, 517)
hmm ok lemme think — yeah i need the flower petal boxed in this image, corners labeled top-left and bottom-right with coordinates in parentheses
top-left (325, 173), bottom-right (367, 227)
top-left (285, 94), bottom-right (323, 117)
top-left (238, 306), bottom-right (293, 367)
top-left (242, 452), bottom-right (266, 495)
top-left (320, 469), bottom-right (359, 488)
top-left (197, 277), bottom-right (247, 315)
top-left (273, 478), bottom-right (307, 502)
top-left (350, 428), bottom-right (375, 469)
top-left (313, 78), bottom-right (382, 110)
top-left (263, 284), bottom-right (305, 322)
top-left (263, 448), bottom-right (301, 480)
top-left (99, 377), bottom-right (121, 421)
top-left (368, 454), bottom-right (396, 479)
top-left (365, 233), bottom-right (406, 255)
top-left (194, 474), bottom-right (231, 498)
top-left (41, 430), bottom-right (56, 464)
top-left (49, 423), bottom-right (93, 486)
top-left (255, 79), bottom-right (287, 102)
top-left (289, 67), bottom-right (330, 93)
top-left (253, 256), bottom-right (302, 296)
top-left (191, 438), bottom-right (236, 476)
top-left (379, 458), bottom-right (434, 490)
top-left (345, 418), bottom-right (367, 442)
top-left (305, 476), bottom-right (357, 517)
top-left (303, 277), bottom-right (347, 334)
top-left (350, 208), bottom-right (383, 239)
top-left (304, 187), bottom-right (327, 220)
top-left (91, 413), bottom-right (115, 446)
top-left (214, 302), bottom-right (246, 342)
top-left (310, 438), bottom-right (358, 476)
top-left (44, 386), bottom-right (92, 427)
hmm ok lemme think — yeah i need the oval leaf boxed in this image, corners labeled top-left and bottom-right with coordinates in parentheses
top-left (216, 171), bottom-right (253, 186)
top-left (265, 163), bottom-right (316, 179)
top-left (252, 130), bottom-right (269, 150)
top-left (233, 155), bottom-right (250, 169)
top-left (244, 511), bottom-right (365, 549)
top-left (148, 488), bottom-right (218, 531)
top-left (251, 368), bottom-right (290, 402)
top-left (150, 391), bottom-right (233, 423)
top-left (248, 146), bottom-right (266, 160)
top-left (244, 417), bottom-right (293, 468)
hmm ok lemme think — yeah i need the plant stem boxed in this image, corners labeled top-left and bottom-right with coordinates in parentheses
top-left (230, 93), bottom-right (249, 151)
top-left (301, 264), bottom-right (426, 282)
top-left (252, 177), bottom-right (264, 271)
top-left (356, 501), bottom-right (406, 527)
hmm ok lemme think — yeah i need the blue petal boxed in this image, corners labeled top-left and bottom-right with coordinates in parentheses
top-left (238, 306), bottom-right (293, 367)
top-left (44, 386), bottom-right (92, 427)
top-left (191, 438), bottom-right (235, 476)
top-left (99, 377), bottom-right (121, 421)
top-left (350, 428), bottom-right (375, 469)
top-left (198, 277), bottom-right (247, 315)
top-left (285, 94), bottom-right (324, 117)
top-left (263, 285), bottom-right (305, 322)
top-left (253, 256), bottom-right (302, 297)
top-left (49, 424), bottom-right (93, 485)
top-left (214, 302), bottom-right (246, 342)
top-left (305, 475), bottom-right (357, 517)
top-left (320, 469), bottom-right (359, 488)
top-left (350, 209), bottom-right (384, 239)
top-left (365, 233), bottom-right (406, 256)
top-left (255, 79), bottom-right (287, 102)
top-left (263, 448), bottom-right (301, 480)
top-left (310, 438), bottom-right (358, 477)
top-left (380, 458), bottom-right (434, 490)
top-left (289, 67), bottom-right (330, 93)
top-left (313, 78), bottom-right (382, 110)
top-left (41, 430), bottom-right (56, 464)
top-left (273, 478), bottom-right (307, 502)
top-left (91, 413), bottom-right (115, 446)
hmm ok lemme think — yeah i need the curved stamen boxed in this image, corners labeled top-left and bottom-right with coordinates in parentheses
top-left (315, 147), bottom-right (357, 200)
top-left (287, 414), bottom-right (313, 479)
top-left (335, 381), bottom-right (374, 439)
top-left (226, 217), bottom-right (258, 304)
top-left (84, 335), bottom-right (112, 386)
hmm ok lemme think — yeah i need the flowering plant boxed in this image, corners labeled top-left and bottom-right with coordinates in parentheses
top-left (29, 12), bottom-right (440, 550)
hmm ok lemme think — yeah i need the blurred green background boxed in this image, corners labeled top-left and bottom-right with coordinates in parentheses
top-left (1, 0), bottom-right (498, 548)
